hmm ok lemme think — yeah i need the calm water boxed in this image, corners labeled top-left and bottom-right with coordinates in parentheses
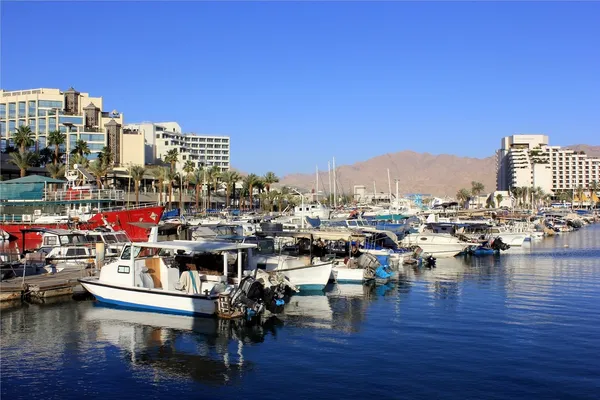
top-left (2, 226), bottom-right (600, 400)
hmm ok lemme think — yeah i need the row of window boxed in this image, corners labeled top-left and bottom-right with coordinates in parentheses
top-left (158, 134), bottom-right (229, 143)
top-left (0, 100), bottom-right (64, 119)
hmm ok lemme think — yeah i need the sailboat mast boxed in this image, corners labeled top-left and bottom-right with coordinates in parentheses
top-left (328, 161), bottom-right (332, 206)
top-left (387, 168), bottom-right (392, 203)
top-left (316, 165), bottom-right (319, 203)
top-left (333, 157), bottom-right (337, 208)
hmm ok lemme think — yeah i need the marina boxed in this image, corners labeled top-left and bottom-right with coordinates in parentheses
top-left (2, 224), bottom-right (599, 399)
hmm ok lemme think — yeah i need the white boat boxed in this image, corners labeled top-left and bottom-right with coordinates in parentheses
top-left (400, 233), bottom-right (470, 257)
top-left (79, 240), bottom-right (282, 317)
top-left (247, 253), bottom-right (332, 291)
top-left (293, 203), bottom-right (331, 220)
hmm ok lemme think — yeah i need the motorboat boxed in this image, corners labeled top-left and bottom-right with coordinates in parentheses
top-left (79, 240), bottom-right (292, 317)
top-left (400, 233), bottom-right (471, 258)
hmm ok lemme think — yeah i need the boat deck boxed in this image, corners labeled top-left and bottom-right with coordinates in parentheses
top-left (0, 269), bottom-right (95, 303)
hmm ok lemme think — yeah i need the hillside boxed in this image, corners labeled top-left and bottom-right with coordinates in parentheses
top-left (565, 144), bottom-right (600, 158)
top-left (279, 151), bottom-right (497, 197)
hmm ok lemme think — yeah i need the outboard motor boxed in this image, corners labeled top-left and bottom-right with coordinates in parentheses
top-left (229, 276), bottom-right (265, 316)
top-left (490, 237), bottom-right (510, 251)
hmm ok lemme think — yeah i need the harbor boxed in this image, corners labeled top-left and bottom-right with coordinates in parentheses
top-left (2, 223), bottom-right (600, 399)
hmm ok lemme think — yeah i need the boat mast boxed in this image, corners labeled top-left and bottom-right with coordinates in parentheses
top-left (333, 157), bottom-right (337, 209)
top-left (396, 179), bottom-right (399, 213)
top-left (328, 161), bottom-right (332, 206)
top-left (316, 165), bottom-right (319, 204)
top-left (387, 168), bottom-right (392, 204)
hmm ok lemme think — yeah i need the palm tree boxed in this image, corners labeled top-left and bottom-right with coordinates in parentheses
top-left (150, 167), bottom-right (167, 205)
top-left (97, 146), bottom-right (113, 167)
top-left (164, 149), bottom-right (179, 172)
top-left (576, 185), bottom-right (585, 209)
top-left (88, 158), bottom-right (110, 188)
top-left (220, 170), bottom-right (240, 208)
top-left (243, 173), bottom-right (260, 210)
top-left (495, 193), bottom-right (503, 208)
top-left (456, 188), bottom-right (471, 209)
top-left (13, 125), bottom-right (34, 154)
top-left (589, 180), bottom-right (599, 210)
top-left (47, 130), bottom-right (65, 165)
top-left (470, 181), bottom-right (485, 208)
top-left (128, 165), bottom-right (146, 206)
top-left (278, 186), bottom-right (291, 212)
top-left (46, 163), bottom-right (66, 179)
top-left (165, 168), bottom-right (177, 210)
top-left (69, 153), bottom-right (90, 169)
top-left (191, 168), bottom-right (204, 212)
top-left (38, 148), bottom-right (54, 166)
top-left (262, 171), bottom-right (279, 193)
top-left (70, 139), bottom-right (91, 158)
top-left (206, 165), bottom-right (221, 209)
top-left (183, 160), bottom-right (195, 191)
top-left (9, 150), bottom-right (35, 177)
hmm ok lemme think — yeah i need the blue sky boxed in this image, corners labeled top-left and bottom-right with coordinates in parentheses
top-left (1, 1), bottom-right (598, 176)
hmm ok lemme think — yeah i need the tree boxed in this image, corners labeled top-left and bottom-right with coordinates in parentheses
top-left (46, 163), bottom-right (66, 179)
top-left (69, 153), bottom-right (90, 169)
top-left (164, 149), bottom-right (179, 172)
top-left (13, 125), bottom-right (34, 154)
top-left (278, 186), bottom-right (291, 212)
top-left (150, 167), bottom-right (167, 206)
top-left (38, 148), bottom-right (54, 166)
top-left (576, 185), bottom-right (585, 209)
top-left (191, 168), bottom-right (204, 212)
top-left (243, 174), bottom-right (260, 210)
top-left (88, 158), bottom-right (110, 188)
top-left (128, 165), bottom-right (146, 207)
top-left (9, 150), bottom-right (35, 177)
top-left (590, 180), bottom-right (599, 209)
top-left (220, 170), bottom-right (240, 209)
top-left (456, 188), bottom-right (471, 208)
top-left (47, 130), bottom-right (66, 165)
top-left (495, 193), bottom-right (503, 208)
top-left (470, 181), bottom-right (485, 208)
top-left (165, 168), bottom-right (177, 210)
top-left (206, 165), bottom-right (221, 209)
top-left (70, 139), bottom-right (91, 157)
top-left (262, 171), bottom-right (279, 193)
top-left (98, 146), bottom-right (113, 167)
top-left (183, 160), bottom-right (195, 190)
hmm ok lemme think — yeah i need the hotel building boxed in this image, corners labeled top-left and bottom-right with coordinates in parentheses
top-left (496, 134), bottom-right (600, 194)
top-left (0, 87), bottom-right (143, 166)
top-left (124, 121), bottom-right (230, 172)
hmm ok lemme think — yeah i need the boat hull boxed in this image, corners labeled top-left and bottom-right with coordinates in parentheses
top-left (331, 266), bottom-right (366, 283)
top-left (79, 278), bottom-right (217, 316)
top-left (284, 262), bottom-right (333, 290)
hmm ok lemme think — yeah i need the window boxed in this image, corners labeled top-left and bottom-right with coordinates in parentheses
top-left (0, 104), bottom-right (5, 118)
top-left (43, 236), bottom-right (58, 246)
top-left (39, 118), bottom-right (47, 134)
top-left (80, 134), bottom-right (104, 141)
top-left (28, 119), bottom-right (36, 132)
top-left (18, 102), bottom-right (25, 117)
top-left (8, 120), bottom-right (15, 133)
top-left (0, 121), bottom-right (5, 136)
top-left (58, 116), bottom-right (83, 125)
top-left (28, 101), bottom-right (36, 116)
top-left (117, 265), bottom-right (130, 274)
top-left (38, 100), bottom-right (62, 109)
top-left (120, 245), bottom-right (131, 260)
top-left (8, 103), bottom-right (15, 118)
top-left (48, 117), bottom-right (57, 131)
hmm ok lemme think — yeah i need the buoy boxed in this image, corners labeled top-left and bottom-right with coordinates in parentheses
top-left (564, 244), bottom-right (569, 248)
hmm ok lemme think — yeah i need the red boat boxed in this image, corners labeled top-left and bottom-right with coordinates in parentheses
top-left (0, 205), bottom-right (164, 251)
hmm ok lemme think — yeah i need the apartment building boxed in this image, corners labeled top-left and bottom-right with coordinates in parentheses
top-left (0, 87), bottom-right (143, 166)
top-left (496, 134), bottom-right (600, 194)
top-left (124, 121), bottom-right (230, 172)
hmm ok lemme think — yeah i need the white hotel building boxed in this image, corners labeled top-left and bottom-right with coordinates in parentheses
top-left (496, 134), bottom-right (600, 194)
top-left (124, 121), bottom-right (230, 172)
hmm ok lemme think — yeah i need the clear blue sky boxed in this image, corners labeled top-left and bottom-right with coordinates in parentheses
top-left (2, 1), bottom-right (598, 176)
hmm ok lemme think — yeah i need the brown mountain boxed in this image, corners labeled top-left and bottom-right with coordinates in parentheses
top-left (279, 151), bottom-right (497, 197)
top-left (565, 144), bottom-right (600, 158)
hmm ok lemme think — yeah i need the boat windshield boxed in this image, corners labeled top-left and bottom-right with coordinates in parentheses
top-left (59, 234), bottom-right (87, 245)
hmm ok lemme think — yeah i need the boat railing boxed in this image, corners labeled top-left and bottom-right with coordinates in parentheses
top-left (44, 189), bottom-right (126, 202)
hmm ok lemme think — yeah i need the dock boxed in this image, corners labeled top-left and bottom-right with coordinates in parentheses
top-left (0, 269), bottom-right (95, 303)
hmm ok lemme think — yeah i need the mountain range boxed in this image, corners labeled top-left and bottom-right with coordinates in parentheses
top-left (269, 144), bottom-right (599, 197)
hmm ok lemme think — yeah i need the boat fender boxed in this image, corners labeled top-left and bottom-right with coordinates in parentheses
top-left (275, 299), bottom-right (285, 306)
top-left (375, 266), bottom-right (393, 279)
top-left (177, 225), bottom-right (183, 235)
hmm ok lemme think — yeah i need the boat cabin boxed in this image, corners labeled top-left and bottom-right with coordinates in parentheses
top-left (101, 240), bottom-right (258, 294)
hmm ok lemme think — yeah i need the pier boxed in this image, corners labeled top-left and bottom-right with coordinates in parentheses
top-left (0, 269), bottom-right (93, 303)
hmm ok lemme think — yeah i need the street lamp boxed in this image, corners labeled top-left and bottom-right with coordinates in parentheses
top-left (292, 188), bottom-right (305, 229)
